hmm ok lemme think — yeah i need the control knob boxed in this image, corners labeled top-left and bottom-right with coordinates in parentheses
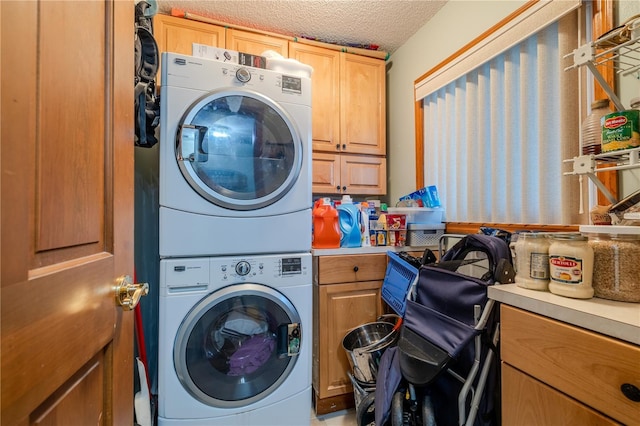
top-left (235, 67), bottom-right (251, 83)
top-left (235, 261), bottom-right (251, 276)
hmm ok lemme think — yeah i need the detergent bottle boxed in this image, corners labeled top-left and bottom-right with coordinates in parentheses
top-left (312, 198), bottom-right (340, 249)
top-left (337, 195), bottom-right (362, 248)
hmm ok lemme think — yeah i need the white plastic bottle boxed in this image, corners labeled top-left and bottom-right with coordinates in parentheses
top-left (360, 202), bottom-right (371, 247)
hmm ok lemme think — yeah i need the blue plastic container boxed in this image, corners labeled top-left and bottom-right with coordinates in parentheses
top-left (382, 252), bottom-right (420, 315)
top-left (337, 196), bottom-right (362, 248)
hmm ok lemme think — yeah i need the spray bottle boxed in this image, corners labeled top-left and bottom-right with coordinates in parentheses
top-left (360, 202), bottom-right (371, 247)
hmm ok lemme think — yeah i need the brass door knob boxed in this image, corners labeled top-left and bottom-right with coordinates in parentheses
top-left (115, 275), bottom-right (149, 310)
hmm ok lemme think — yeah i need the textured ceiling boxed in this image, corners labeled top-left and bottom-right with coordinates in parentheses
top-left (155, 1), bottom-right (447, 54)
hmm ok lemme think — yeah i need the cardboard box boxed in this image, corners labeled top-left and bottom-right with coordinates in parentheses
top-left (385, 214), bottom-right (406, 230)
top-left (387, 230), bottom-right (407, 247)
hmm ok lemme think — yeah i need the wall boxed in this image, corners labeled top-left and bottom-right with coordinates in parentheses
top-left (135, 143), bottom-right (160, 392)
top-left (386, 1), bottom-right (525, 205)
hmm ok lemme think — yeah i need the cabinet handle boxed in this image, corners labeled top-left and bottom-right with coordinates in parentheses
top-left (336, 143), bottom-right (340, 151)
top-left (353, 266), bottom-right (359, 272)
top-left (342, 144), bottom-right (347, 150)
top-left (621, 383), bottom-right (640, 402)
top-left (342, 186), bottom-right (347, 191)
top-left (336, 185), bottom-right (341, 191)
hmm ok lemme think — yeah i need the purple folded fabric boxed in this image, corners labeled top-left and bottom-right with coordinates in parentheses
top-left (228, 335), bottom-right (275, 376)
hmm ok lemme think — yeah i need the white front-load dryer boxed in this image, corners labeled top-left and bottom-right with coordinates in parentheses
top-left (159, 53), bottom-right (312, 258)
top-left (158, 252), bottom-right (312, 425)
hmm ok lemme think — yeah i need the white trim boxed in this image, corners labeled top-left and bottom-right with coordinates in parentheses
top-left (415, 0), bottom-right (581, 101)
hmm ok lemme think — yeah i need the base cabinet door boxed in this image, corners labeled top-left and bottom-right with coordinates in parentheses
top-left (313, 254), bottom-right (387, 415)
top-left (500, 305), bottom-right (639, 425)
top-left (502, 363), bottom-right (618, 425)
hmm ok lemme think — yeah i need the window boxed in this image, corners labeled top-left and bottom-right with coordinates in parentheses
top-left (415, 1), bottom-right (585, 227)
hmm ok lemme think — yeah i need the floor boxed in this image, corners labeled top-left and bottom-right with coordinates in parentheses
top-left (311, 408), bottom-right (357, 426)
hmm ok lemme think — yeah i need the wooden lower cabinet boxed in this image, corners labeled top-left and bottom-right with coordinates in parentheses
top-left (500, 305), bottom-right (639, 425)
top-left (312, 253), bottom-right (387, 414)
top-left (502, 363), bottom-right (618, 425)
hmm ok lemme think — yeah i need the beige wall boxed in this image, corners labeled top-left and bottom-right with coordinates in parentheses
top-left (386, 1), bottom-right (525, 205)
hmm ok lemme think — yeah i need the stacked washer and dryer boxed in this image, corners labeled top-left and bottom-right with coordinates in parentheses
top-left (157, 52), bottom-right (313, 426)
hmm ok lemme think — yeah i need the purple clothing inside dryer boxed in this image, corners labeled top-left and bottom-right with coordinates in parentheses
top-left (228, 335), bottom-right (275, 376)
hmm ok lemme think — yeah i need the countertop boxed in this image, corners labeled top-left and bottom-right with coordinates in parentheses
top-left (312, 245), bottom-right (436, 256)
top-left (488, 284), bottom-right (640, 345)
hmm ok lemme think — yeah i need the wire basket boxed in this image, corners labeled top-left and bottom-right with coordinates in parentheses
top-left (381, 252), bottom-right (420, 315)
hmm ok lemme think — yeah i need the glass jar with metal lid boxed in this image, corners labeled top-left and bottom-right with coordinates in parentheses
top-left (548, 233), bottom-right (594, 299)
top-left (581, 225), bottom-right (640, 302)
top-left (514, 233), bottom-right (550, 291)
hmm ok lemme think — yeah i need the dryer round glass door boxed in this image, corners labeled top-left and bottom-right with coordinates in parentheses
top-left (175, 89), bottom-right (303, 210)
top-left (174, 283), bottom-right (302, 408)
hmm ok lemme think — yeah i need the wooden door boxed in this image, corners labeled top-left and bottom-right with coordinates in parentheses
top-left (226, 28), bottom-right (289, 57)
top-left (289, 43), bottom-right (341, 153)
top-left (316, 281), bottom-right (383, 399)
top-left (502, 364), bottom-right (618, 425)
top-left (340, 155), bottom-right (387, 195)
top-left (340, 53), bottom-right (386, 156)
top-left (154, 14), bottom-right (226, 85)
top-left (311, 152), bottom-right (341, 194)
top-left (1, 1), bottom-right (136, 425)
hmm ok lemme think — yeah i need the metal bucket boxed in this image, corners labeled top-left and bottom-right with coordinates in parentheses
top-left (342, 317), bottom-right (400, 384)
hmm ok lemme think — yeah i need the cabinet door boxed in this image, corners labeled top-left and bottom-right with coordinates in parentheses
top-left (153, 14), bottom-right (225, 84)
top-left (226, 28), bottom-right (288, 57)
top-left (341, 154), bottom-right (387, 195)
top-left (316, 281), bottom-right (384, 399)
top-left (501, 305), bottom-right (640, 425)
top-left (312, 152), bottom-right (341, 194)
top-left (289, 43), bottom-right (341, 153)
top-left (502, 364), bottom-right (618, 425)
top-left (340, 53), bottom-right (386, 155)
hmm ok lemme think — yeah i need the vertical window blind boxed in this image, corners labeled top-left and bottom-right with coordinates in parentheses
top-left (418, 2), bottom-right (584, 225)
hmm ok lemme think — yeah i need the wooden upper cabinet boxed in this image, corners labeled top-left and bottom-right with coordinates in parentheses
top-left (289, 43), bottom-right (341, 152)
top-left (153, 14), bottom-right (225, 84)
top-left (341, 53), bottom-right (386, 156)
top-left (311, 153), bottom-right (386, 195)
top-left (290, 44), bottom-right (386, 157)
top-left (226, 28), bottom-right (289, 57)
top-left (341, 154), bottom-right (387, 195)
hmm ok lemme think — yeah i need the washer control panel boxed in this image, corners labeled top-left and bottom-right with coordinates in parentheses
top-left (210, 253), bottom-right (310, 283)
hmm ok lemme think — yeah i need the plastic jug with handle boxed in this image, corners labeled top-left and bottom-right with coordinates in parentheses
top-left (312, 198), bottom-right (341, 249)
top-left (337, 195), bottom-right (362, 248)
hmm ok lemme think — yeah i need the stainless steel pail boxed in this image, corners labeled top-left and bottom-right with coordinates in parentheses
top-left (342, 320), bottom-right (399, 384)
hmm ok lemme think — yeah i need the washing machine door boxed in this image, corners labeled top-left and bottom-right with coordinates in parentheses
top-left (175, 89), bottom-right (303, 210)
top-left (174, 283), bottom-right (302, 408)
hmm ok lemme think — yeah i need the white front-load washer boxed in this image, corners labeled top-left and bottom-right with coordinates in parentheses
top-left (157, 252), bottom-right (312, 426)
top-left (159, 53), bottom-right (312, 258)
